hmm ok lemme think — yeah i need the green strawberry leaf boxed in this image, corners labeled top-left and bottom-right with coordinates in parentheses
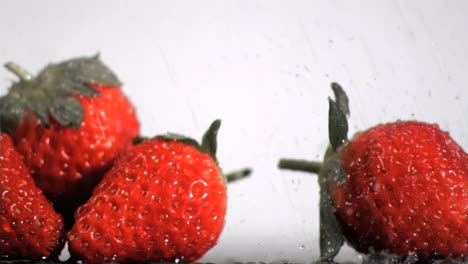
top-left (200, 119), bottom-right (221, 164)
top-left (155, 133), bottom-right (200, 149)
top-left (49, 95), bottom-right (85, 129)
top-left (50, 54), bottom-right (121, 93)
top-left (331, 82), bottom-right (350, 117)
top-left (28, 96), bottom-right (50, 128)
top-left (0, 97), bottom-right (23, 134)
top-left (151, 120), bottom-right (222, 157)
top-left (328, 98), bottom-right (348, 152)
top-left (318, 186), bottom-right (344, 262)
top-left (63, 79), bottom-right (102, 98)
top-left (328, 82), bottom-right (350, 152)
top-left (326, 158), bottom-right (347, 185)
top-left (318, 157), bottom-right (345, 262)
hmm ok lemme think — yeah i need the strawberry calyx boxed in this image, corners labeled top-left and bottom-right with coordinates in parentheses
top-left (0, 55), bottom-right (121, 134)
top-left (136, 119), bottom-right (251, 184)
top-left (278, 83), bottom-right (350, 263)
top-left (152, 119), bottom-right (221, 165)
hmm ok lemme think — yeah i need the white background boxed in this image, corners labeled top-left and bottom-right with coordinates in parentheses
top-left (1, 1), bottom-right (467, 263)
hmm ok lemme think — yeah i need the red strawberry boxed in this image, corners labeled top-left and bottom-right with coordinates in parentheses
top-left (279, 83), bottom-right (467, 263)
top-left (1, 55), bottom-right (140, 227)
top-left (68, 120), bottom-right (249, 263)
top-left (334, 120), bottom-right (468, 259)
top-left (0, 133), bottom-right (65, 260)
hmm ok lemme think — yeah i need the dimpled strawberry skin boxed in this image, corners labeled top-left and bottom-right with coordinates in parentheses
top-left (0, 133), bottom-right (65, 259)
top-left (12, 84), bottom-right (139, 213)
top-left (68, 139), bottom-right (227, 263)
top-left (333, 121), bottom-right (468, 258)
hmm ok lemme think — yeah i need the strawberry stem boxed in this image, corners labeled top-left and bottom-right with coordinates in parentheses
top-left (4, 62), bottom-right (33, 82)
top-left (278, 159), bottom-right (322, 174)
top-left (225, 168), bottom-right (251, 183)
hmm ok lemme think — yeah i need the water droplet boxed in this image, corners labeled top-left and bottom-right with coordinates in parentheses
top-left (126, 174), bottom-right (136, 182)
top-left (210, 212), bottom-right (218, 220)
top-left (95, 212), bottom-right (103, 219)
top-left (189, 180), bottom-right (208, 199)
top-left (299, 245), bottom-right (305, 252)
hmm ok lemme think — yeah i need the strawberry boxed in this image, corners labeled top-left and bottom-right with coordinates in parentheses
top-left (279, 83), bottom-right (467, 263)
top-left (334, 121), bottom-right (467, 260)
top-left (68, 120), bottom-right (250, 263)
top-left (0, 133), bottom-right (65, 260)
top-left (1, 55), bottom-right (140, 227)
